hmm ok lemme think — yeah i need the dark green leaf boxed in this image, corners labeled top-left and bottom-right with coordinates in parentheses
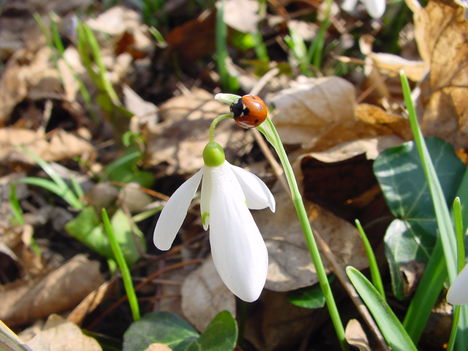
top-left (187, 311), bottom-right (237, 351)
top-left (65, 207), bottom-right (143, 265)
top-left (373, 137), bottom-right (466, 298)
top-left (287, 277), bottom-right (335, 309)
top-left (123, 312), bottom-right (199, 351)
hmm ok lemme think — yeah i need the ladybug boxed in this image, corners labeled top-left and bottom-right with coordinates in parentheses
top-left (230, 95), bottom-right (268, 129)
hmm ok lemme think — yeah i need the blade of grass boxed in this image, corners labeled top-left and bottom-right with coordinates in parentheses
top-left (215, 0), bottom-right (238, 90)
top-left (71, 177), bottom-right (84, 200)
top-left (102, 209), bottom-right (140, 321)
top-left (307, 0), bottom-right (332, 69)
top-left (9, 183), bottom-right (25, 226)
top-left (400, 71), bottom-right (468, 349)
top-left (355, 219), bottom-right (385, 298)
top-left (81, 23), bottom-right (120, 105)
top-left (20, 177), bottom-right (82, 209)
top-left (402, 236), bottom-right (446, 342)
top-left (346, 266), bottom-right (418, 351)
top-left (447, 197), bottom-right (465, 351)
top-left (400, 71), bottom-right (457, 280)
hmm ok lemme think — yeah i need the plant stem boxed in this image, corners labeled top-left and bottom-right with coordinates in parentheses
top-left (102, 209), bottom-right (140, 321)
top-left (209, 114), bottom-right (232, 142)
top-left (258, 118), bottom-right (348, 351)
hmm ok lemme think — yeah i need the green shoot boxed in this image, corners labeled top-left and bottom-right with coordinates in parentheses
top-left (215, 0), bottom-right (239, 91)
top-left (346, 267), bottom-right (418, 351)
top-left (447, 197), bottom-right (465, 351)
top-left (102, 209), bottom-right (140, 321)
top-left (307, 0), bottom-right (332, 69)
top-left (400, 71), bottom-right (468, 349)
top-left (76, 21), bottom-right (121, 106)
top-left (19, 148), bottom-right (84, 210)
top-left (9, 183), bottom-right (25, 226)
top-left (355, 219), bottom-right (385, 298)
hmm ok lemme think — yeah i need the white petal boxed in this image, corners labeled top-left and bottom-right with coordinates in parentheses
top-left (342, 0), bottom-right (358, 12)
top-left (153, 169), bottom-right (203, 250)
top-left (448, 264), bottom-right (468, 305)
top-left (230, 163), bottom-right (275, 212)
top-left (200, 166), bottom-right (213, 230)
top-left (362, 0), bottom-right (386, 18)
top-left (209, 164), bottom-right (268, 302)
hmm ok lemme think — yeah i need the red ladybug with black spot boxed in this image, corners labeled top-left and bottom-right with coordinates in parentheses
top-left (230, 95), bottom-right (268, 129)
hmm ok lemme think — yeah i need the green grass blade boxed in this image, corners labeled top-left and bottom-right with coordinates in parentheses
top-left (215, 0), bottom-right (238, 90)
top-left (346, 266), bottom-right (418, 351)
top-left (102, 209), bottom-right (140, 321)
top-left (9, 183), bottom-right (25, 225)
top-left (403, 237), bottom-right (446, 342)
top-left (453, 197), bottom-right (465, 272)
top-left (447, 197), bottom-right (466, 351)
top-left (400, 71), bottom-right (457, 281)
top-left (400, 71), bottom-right (468, 348)
top-left (20, 177), bottom-right (82, 209)
top-left (70, 177), bottom-right (85, 200)
top-left (22, 147), bottom-right (69, 191)
top-left (354, 219), bottom-right (385, 298)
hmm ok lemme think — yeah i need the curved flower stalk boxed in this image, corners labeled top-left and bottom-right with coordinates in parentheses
top-left (341, 0), bottom-right (386, 19)
top-left (448, 264), bottom-right (468, 305)
top-left (153, 141), bottom-right (275, 302)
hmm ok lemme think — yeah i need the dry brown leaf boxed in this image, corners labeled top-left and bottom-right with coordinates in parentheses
top-left (166, 11), bottom-right (216, 62)
top-left (24, 315), bottom-right (101, 351)
top-left (181, 257), bottom-right (236, 331)
top-left (368, 53), bottom-right (429, 82)
top-left (57, 47), bottom-right (86, 102)
top-left (86, 6), bottom-right (152, 56)
top-left (144, 344), bottom-right (173, 351)
top-left (407, 0), bottom-right (468, 149)
top-left (123, 85), bottom-right (158, 122)
top-left (223, 0), bottom-right (260, 34)
top-left (254, 191), bottom-right (368, 291)
top-left (0, 254), bottom-right (104, 326)
top-left (244, 290), bottom-right (323, 351)
top-left (305, 136), bottom-right (403, 163)
top-left (0, 47), bottom-right (57, 122)
top-left (0, 128), bottom-right (94, 164)
top-left (269, 76), bottom-right (356, 149)
top-left (144, 88), bottom-right (253, 175)
top-left (345, 319), bottom-right (371, 351)
top-left (0, 3), bottom-right (42, 61)
top-left (67, 281), bottom-right (114, 325)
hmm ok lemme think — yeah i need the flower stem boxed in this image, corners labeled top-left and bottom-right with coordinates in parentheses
top-left (258, 118), bottom-right (348, 351)
top-left (102, 208), bottom-right (140, 321)
top-left (209, 114), bottom-right (232, 142)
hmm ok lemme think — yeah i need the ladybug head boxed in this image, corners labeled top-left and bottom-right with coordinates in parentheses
top-left (230, 98), bottom-right (244, 118)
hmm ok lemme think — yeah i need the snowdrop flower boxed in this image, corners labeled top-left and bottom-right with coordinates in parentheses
top-left (447, 264), bottom-right (468, 305)
top-left (153, 141), bottom-right (275, 302)
top-left (342, 0), bottom-right (386, 19)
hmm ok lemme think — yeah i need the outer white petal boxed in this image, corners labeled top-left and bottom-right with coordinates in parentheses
top-left (448, 264), bottom-right (468, 305)
top-left (200, 166), bottom-right (212, 230)
top-left (363, 0), bottom-right (386, 18)
top-left (209, 164), bottom-right (268, 302)
top-left (341, 0), bottom-right (358, 12)
top-left (153, 169), bottom-right (203, 250)
top-left (230, 163), bottom-right (275, 212)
